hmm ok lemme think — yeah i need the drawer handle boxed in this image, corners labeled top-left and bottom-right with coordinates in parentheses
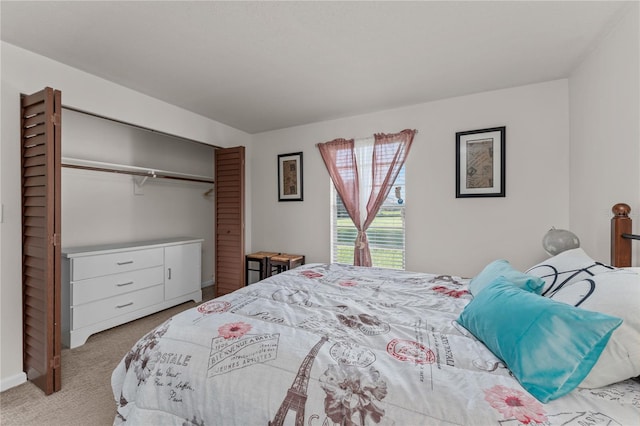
top-left (117, 260), bottom-right (134, 266)
top-left (116, 281), bottom-right (134, 287)
top-left (116, 302), bottom-right (134, 309)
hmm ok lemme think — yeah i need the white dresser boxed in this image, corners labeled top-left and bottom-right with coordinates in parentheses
top-left (62, 237), bottom-right (203, 348)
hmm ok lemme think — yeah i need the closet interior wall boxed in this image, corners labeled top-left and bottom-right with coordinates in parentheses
top-left (61, 108), bottom-right (216, 287)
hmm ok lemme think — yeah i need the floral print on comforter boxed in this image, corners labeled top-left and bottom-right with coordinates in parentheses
top-left (111, 263), bottom-right (640, 425)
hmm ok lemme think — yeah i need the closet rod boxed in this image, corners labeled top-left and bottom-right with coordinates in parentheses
top-left (62, 158), bottom-right (215, 184)
top-left (62, 164), bottom-right (214, 184)
top-left (62, 104), bottom-right (223, 149)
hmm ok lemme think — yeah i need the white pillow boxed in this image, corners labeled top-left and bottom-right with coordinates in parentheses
top-left (525, 248), bottom-right (616, 296)
top-left (549, 270), bottom-right (640, 388)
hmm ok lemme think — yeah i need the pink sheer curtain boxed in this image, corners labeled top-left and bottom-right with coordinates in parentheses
top-left (317, 138), bottom-right (362, 243)
top-left (318, 129), bottom-right (416, 267)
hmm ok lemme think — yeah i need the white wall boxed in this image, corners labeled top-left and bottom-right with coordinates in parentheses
top-left (0, 42), bottom-right (252, 390)
top-left (251, 80), bottom-right (570, 278)
top-left (569, 2), bottom-right (640, 265)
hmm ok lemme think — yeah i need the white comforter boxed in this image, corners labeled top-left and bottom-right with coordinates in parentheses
top-left (112, 263), bottom-right (640, 425)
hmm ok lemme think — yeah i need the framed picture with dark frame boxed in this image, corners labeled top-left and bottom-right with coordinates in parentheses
top-left (455, 126), bottom-right (505, 198)
top-left (277, 152), bottom-right (303, 201)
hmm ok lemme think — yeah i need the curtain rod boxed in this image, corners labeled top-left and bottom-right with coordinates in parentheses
top-left (62, 104), bottom-right (223, 149)
top-left (315, 129), bottom-right (419, 147)
top-left (622, 233), bottom-right (640, 240)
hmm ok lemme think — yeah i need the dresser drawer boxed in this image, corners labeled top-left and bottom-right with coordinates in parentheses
top-left (71, 266), bottom-right (164, 305)
top-left (71, 248), bottom-right (164, 280)
top-left (72, 284), bottom-right (164, 329)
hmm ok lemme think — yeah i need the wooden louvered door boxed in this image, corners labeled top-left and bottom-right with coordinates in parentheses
top-left (20, 87), bottom-right (62, 395)
top-left (214, 146), bottom-right (245, 297)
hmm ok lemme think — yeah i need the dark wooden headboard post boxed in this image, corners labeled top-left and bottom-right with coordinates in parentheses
top-left (611, 203), bottom-right (632, 267)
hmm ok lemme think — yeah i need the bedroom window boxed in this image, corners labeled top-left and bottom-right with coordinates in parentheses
top-left (319, 129), bottom-right (415, 268)
top-left (331, 167), bottom-right (406, 269)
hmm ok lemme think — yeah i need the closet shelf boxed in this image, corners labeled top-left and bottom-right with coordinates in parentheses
top-left (61, 157), bottom-right (215, 184)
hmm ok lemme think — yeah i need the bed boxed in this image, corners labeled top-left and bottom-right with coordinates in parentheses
top-left (111, 204), bottom-right (640, 425)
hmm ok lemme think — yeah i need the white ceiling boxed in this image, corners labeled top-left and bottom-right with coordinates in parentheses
top-left (0, 1), bottom-right (631, 134)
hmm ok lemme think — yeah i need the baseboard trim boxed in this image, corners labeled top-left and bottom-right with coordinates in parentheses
top-left (1, 372), bottom-right (26, 392)
top-left (201, 279), bottom-right (214, 288)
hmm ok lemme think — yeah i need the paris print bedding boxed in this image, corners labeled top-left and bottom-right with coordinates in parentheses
top-left (111, 263), bottom-right (640, 425)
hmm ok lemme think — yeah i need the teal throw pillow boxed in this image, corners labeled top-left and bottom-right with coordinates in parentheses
top-left (469, 259), bottom-right (544, 296)
top-left (457, 277), bottom-right (622, 403)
